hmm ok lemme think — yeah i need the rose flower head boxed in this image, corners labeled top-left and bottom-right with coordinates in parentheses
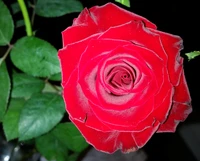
top-left (58, 3), bottom-right (192, 153)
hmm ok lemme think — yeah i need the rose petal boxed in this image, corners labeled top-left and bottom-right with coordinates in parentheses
top-left (98, 21), bottom-right (168, 64)
top-left (78, 39), bottom-right (131, 75)
top-left (157, 102), bottom-right (192, 132)
top-left (95, 45), bottom-right (158, 110)
top-left (157, 72), bottom-right (192, 132)
top-left (70, 117), bottom-right (139, 153)
top-left (62, 8), bottom-right (99, 46)
top-left (65, 3), bottom-right (156, 46)
top-left (133, 121), bottom-right (160, 148)
top-left (77, 40), bottom-right (158, 112)
top-left (62, 26), bottom-right (99, 47)
top-left (90, 97), bottom-right (155, 131)
top-left (63, 69), bottom-right (112, 131)
top-left (89, 3), bottom-right (157, 30)
top-left (152, 87), bottom-right (174, 123)
top-left (123, 44), bottom-right (165, 94)
top-left (173, 71), bottom-right (191, 103)
top-left (70, 117), bottom-right (119, 153)
top-left (58, 34), bottom-right (99, 87)
top-left (117, 132), bottom-right (138, 153)
top-left (149, 29), bottom-right (183, 86)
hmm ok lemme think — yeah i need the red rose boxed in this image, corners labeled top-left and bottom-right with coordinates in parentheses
top-left (58, 3), bottom-right (192, 153)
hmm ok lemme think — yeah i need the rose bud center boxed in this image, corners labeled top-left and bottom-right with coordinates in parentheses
top-left (105, 66), bottom-right (135, 95)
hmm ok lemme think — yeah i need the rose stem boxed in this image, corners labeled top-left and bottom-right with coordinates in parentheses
top-left (17, 0), bottom-right (32, 36)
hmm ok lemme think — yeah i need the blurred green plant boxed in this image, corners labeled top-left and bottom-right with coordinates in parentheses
top-left (115, 0), bottom-right (130, 7)
top-left (185, 51), bottom-right (200, 61)
top-left (0, 0), bottom-right (88, 160)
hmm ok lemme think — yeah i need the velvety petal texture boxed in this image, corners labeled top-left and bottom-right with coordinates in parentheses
top-left (58, 2), bottom-right (192, 153)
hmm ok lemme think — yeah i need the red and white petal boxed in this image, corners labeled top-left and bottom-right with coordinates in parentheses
top-left (71, 117), bottom-right (139, 153)
top-left (133, 121), bottom-right (160, 148)
top-left (90, 97), bottom-right (155, 131)
top-left (89, 3), bottom-right (157, 30)
top-left (98, 21), bottom-right (168, 64)
top-left (173, 71), bottom-right (191, 103)
top-left (149, 28), bottom-right (183, 86)
top-left (157, 72), bottom-right (192, 132)
top-left (157, 102), bottom-right (192, 133)
top-left (61, 25), bottom-right (99, 47)
top-left (62, 8), bottom-right (99, 46)
top-left (94, 45), bottom-right (158, 110)
top-left (63, 69), bottom-right (112, 132)
top-left (70, 117), bottom-right (120, 153)
top-left (78, 39), bottom-right (131, 75)
top-left (153, 87), bottom-right (174, 123)
top-left (58, 34), bottom-right (99, 87)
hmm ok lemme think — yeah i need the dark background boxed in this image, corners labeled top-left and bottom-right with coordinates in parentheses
top-left (3, 0), bottom-right (200, 161)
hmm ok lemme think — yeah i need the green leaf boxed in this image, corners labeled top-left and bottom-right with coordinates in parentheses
top-left (35, 0), bottom-right (83, 17)
top-left (19, 93), bottom-right (65, 141)
top-left (36, 127), bottom-right (69, 161)
top-left (115, 0), bottom-right (130, 7)
top-left (68, 153), bottom-right (80, 161)
top-left (16, 19), bottom-right (25, 28)
top-left (42, 82), bottom-right (62, 94)
top-left (0, 62), bottom-right (10, 122)
top-left (52, 123), bottom-right (89, 152)
top-left (11, 73), bottom-right (45, 98)
top-left (10, 36), bottom-right (60, 77)
top-left (0, 0), bottom-right (14, 45)
top-left (11, 2), bottom-right (21, 14)
top-left (49, 72), bottom-right (61, 81)
top-left (3, 98), bottom-right (25, 141)
top-left (185, 51), bottom-right (200, 61)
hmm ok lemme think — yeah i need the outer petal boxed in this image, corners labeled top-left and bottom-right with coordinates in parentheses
top-left (90, 97), bottom-right (155, 131)
top-left (157, 72), bottom-right (192, 132)
top-left (98, 21), bottom-right (168, 64)
top-left (173, 71), bottom-right (191, 103)
top-left (78, 39), bottom-right (131, 75)
top-left (88, 3), bottom-right (157, 30)
top-left (157, 102), bottom-right (192, 132)
top-left (133, 121), bottom-right (160, 148)
top-left (58, 34), bottom-right (99, 87)
top-left (62, 8), bottom-right (99, 46)
top-left (63, 69), bottom-right (112, 132)
top-left (63, 3), bottom-right (156, 46)
top-left (70, 117), bottom-right (120, 153)
top-left (71, 117), bottom-right (139, 153)
top-left (71, 117), bottom-right (160, 153)
top-left (149, 28), bottom-right (183, 86)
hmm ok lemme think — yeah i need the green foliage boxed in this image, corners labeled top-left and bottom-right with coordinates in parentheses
top-left (185, 51), bottom-right (200, 60)
top-left (0, 0), bottom-right (14, 45)
top-left (35, 0), bottom-right (83, 17)
top-left (0, 62), bottom-right (10, 122)
top-left (18, 93), bottom-right (65, 141)
top-left (49, 72), bottom-right (62, 81)
top-left (52, 123), bottom-right (89, 152)
top-left (11, 73), bottom-right (45, 98)
top-left (1, 0), bottom-right (89, 159)
top-left (11, 2), bottom-right (21, 14)
top-left (115, 0), bottom-right (130, 7)
top-left (68, 153), bottom-right (81, 161)
top-left (3, 98), bottom-right (25, 141)
top-left (36, 123), bottom-right (88, 161)
top-left (10, 36), bottom-right (60, 77)
top-left (36, 124), bottom-right (69, 161)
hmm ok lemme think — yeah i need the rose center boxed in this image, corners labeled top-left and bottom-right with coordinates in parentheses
top-left (105, 66), bottom-right (135, 95)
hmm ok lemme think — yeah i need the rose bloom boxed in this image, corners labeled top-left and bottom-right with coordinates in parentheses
top-left (58, 3), bottom-right (192, 153)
